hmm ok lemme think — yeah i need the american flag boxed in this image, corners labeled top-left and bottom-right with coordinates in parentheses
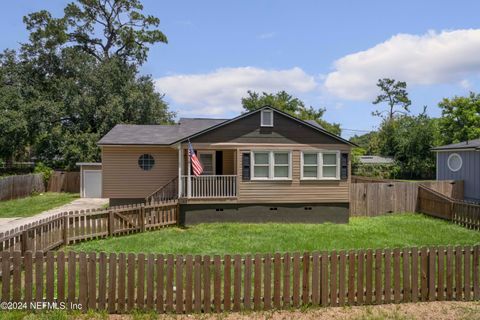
top-left (188, 142), bottom-right (203, 176)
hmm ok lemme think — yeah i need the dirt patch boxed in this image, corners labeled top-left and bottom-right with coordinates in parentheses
top-left (105, 301), bottom-right (480, 320)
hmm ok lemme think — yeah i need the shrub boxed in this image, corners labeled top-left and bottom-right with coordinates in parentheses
top-left (34, 162), bottom-right (54, 185)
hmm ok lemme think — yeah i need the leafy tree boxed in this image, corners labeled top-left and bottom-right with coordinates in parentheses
top-left (23, 0), bottom-right (167, 65)
top-left (241, 90), bottom-right (342, 135)
top-left (349, 132), bottom-right (381, 155)
top-left (438, 92), bottom-right (480, 144)
top-left (0, 0), bottom-right (174, 169)
top-left (0, 50), bottom-right (46, 166)
top-left (372, 78), bottom-right (411, 120)
top-left (392, 110), bottom-right (440, 179)
top-left (351, 108), bottom-right (440, 179)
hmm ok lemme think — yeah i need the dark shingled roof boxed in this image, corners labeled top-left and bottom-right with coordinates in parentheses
top-left (98, 118), bottom-right (227, 145)
top-left (98, 107), bottom-right (355, 146)
top-left (431, 138), bottom-right (480, 151)
top-left (304, 120), bottom-right (323, 129)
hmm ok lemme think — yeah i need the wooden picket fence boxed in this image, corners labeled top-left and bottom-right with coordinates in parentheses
top-left (47, 171), bottom-right (80, 193)
top-left (418, 185), bottom-right (480, 230)
top-left (0, 200), bottom-right (179, 254)
top-left (0, 246), bottom-right (478, 313)
top-left (0, 174), bottom-right (45, 201)
top-left (350, 180), bottom-right (463, 216)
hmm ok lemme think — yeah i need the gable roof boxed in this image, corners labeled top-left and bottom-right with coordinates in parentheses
top-left (431, 138), bottom-right (480, 151)
top-left (98, 106), bottom-right (355, 146)
top-left (173, 106), bottom-right (356, 146)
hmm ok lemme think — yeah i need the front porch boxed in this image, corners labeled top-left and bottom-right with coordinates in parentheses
top-left (180, 175), bottom-right (237, 198)
top-left (178, 146), bottom-right (238, 200)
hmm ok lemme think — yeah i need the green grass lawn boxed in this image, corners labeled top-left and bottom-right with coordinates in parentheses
top-left (66, 213), bottom-right (480, 255)
top-left (0, 192), bottom-right (79, 218)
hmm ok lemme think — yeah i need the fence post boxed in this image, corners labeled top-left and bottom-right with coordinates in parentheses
top-left (140, 205), bottom-right (146, 232)
top-left (21, 230), bottom-right (30, 254)
top-left (63, 215), bottom-right (69, 245)
top-left (450, 202), bottom-right (455, 222)
top-left (176, 203), bottom-right (180, 226)
top-left (108, 210), bottom-right (115, 236)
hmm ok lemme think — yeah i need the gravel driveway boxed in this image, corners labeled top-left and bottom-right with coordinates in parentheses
top-left (0, 198), bottom-right (108, 232)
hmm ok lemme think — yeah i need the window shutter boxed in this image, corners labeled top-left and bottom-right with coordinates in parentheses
top-left (341, 153), bottom-right (349, 180)
top-left (242, 152), bottom-right (251, 181)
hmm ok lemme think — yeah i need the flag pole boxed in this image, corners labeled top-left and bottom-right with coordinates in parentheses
top-left (187, 140), bottom-right (192, 198)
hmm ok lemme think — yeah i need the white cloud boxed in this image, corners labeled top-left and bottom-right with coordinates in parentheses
top-left (324, 29), bottom-right (480, 100)
top-left (155, 67), bottom-right (317, 116)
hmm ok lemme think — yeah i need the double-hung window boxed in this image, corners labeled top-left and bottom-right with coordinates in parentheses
top-left (252, 151), bottom-right (291, 180)
top-left (252, 152), bottom-right (270, 179)
top-left (301, 151), bottom-right (340, 180)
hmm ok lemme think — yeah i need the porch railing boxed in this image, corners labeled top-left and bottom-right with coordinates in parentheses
top-left (145, 176), bottom-right (178, 203)
top-left (181, 175), bottom-right (237, 198)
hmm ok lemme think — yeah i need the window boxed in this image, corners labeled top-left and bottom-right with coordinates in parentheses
top-left (138, 154), bottom-right (155, 171)
top-left (251, 151), bottom-right (291, 180)
top-left (301, 151), bottom-right (340, 180)
top-left (198, 151), bottom-right (215, 175)
top-left (322, 153), bottom-right (338, 178)
top-left (302, 152), bottom-right (318, 179)
top-left (261, 109), bottom-right (273, 127)
top-left (253, 152), bottom-right (269, 178)
top-left (447, 153), bottom-right (462, 172)
top-left (274, 152), bottom-right (290, 178)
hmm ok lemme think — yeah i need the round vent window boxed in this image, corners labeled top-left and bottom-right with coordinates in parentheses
top-left (138, 154), bottom-right (155, 171)
top-left (447, 153), bottom-right (462, 172)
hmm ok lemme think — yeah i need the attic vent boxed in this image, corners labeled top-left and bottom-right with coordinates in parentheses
top-left (261, 109), bottom-right (273, 127)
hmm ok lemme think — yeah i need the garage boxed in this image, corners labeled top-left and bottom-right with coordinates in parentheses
top-left (77, 162), bottom-right (102, 198)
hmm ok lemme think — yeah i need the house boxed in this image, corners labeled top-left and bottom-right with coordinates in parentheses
top-left (98, 106), bottom-right (356, 224)
top-left (358, 155), bottom-right (394, 165)
top-left (432, 138), bottom-right (480, 202)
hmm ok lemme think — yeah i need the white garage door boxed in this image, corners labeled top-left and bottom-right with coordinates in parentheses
top-left (84, 170), bottom-right (102, 198)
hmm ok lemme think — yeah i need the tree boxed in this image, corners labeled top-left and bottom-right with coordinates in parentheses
top-left (438, 92), bottom-right (480, 144)
top-left (30, 50), bottom-right (174, 169)
top-left (372, 78), bottom-right (411, 120)
top-left (241, 90), bottom-right (342, 135)
top-left (349, 131), bottom-right (381, 155)
top-left (23, 0), bottom-right (167, 65)
top-left (350, 108), bottom-right (440, 179)
top-left (391, 109), bottom-right (440, 179)
top-left (0, 0), bottom-right (174, 169)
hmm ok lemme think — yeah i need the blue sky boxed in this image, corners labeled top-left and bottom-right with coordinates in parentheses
top-left (2, 1), bottom-right (480, 138)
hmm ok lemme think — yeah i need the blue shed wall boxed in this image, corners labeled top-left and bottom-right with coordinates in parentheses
top-left (437, 151), bottom-right (480, 201)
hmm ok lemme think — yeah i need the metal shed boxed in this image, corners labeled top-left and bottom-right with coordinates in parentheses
top-left (76, 162), bottom-right (102, 198)
top-left (432, 139), bottom-right (480, 202)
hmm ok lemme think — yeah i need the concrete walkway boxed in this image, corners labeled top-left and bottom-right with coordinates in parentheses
top-left (0, 198), bottom-right (108, 233)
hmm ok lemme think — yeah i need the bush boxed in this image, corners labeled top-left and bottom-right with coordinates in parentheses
top-left (34, 162), bottom-right (54, 185)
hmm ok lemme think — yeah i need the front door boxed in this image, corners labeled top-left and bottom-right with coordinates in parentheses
top-left (198, 151), bottom-right (215, 175)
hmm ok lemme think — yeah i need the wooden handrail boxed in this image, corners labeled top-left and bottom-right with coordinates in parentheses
top-left (146, 176), bottom-right (179, 203)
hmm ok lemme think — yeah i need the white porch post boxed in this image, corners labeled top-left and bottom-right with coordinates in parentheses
top-left (187, 146), bottom-right (192, 198)
top-left (178, 144), bottom-right (182, 198)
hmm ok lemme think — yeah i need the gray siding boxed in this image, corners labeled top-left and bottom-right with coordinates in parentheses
top-left (437, 151), bottom-right (480, 201)
top-left (191, 111), bottom-right (343, 144)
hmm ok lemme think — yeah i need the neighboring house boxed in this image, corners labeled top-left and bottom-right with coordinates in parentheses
top-left (358, 155), bottom-right (394, 165)
top-left (353, 155), bottom-right (395, 180)
top-left (432, 138), bottom-right (480, 202)
top-left (98, 106), bottom-right (356, 224)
